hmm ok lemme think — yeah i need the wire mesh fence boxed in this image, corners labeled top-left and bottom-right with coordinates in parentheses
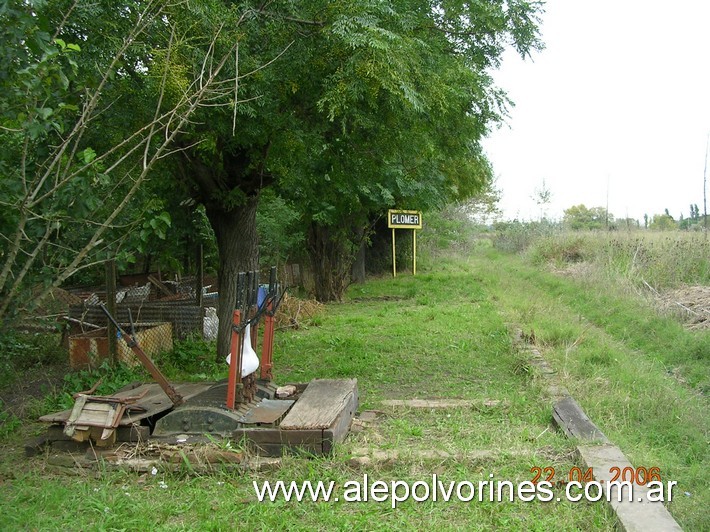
top-left (61, 260), bottom-right (216, 369)
top-left (60, 259), bottom-right (306, 370)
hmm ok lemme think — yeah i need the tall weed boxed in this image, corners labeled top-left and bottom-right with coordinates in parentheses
top-left (524, 231), bottom-right (709, 289)
top-left (492, 220), bottom-right (561, 254)
top-left (37, 361), bottom-right (147, 414)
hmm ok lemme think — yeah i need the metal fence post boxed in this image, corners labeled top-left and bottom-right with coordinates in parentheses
top-left (195, 244), bottom-right (204, 337)
top-left (105, 259), bottom-right (117, 365)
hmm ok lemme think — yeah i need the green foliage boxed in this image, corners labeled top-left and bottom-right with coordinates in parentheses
top-left (171, 0), bottom-right (543, 302)
top-left (617, 217), bottom-right (641, 230)
top-left (277, 0), bottom-right (530, 225)
top-left (0, 1), bottom-right (87, 288)
top-left (45, 361), bottom-right (146, 412)
top-left (455, 180), bottom-right (503, 225)
top-left (257, 188), bottom-right (305, 267)
top-left (523, 232), bottom-right (710, 289)
top-left (0, 0), bottom-right (244, 320)
top-left (492, 219), bottom-right (560, 253)
top-left (0, 1), bottom-right (147, 317)
top-left (563, 204), bottom-right (614, 230)
top-left (649, 213), bottom-right (678, 231)
top-left (0, 3), bottom-right (81, 137)
top-left (0, 331), bottom-right (63, 388)
top-left (417, 204), bottom-right (485, 257)
top-left (528, 234), bottom-right (586, 265)
top-left (156, 336), bottom-right (223, 380)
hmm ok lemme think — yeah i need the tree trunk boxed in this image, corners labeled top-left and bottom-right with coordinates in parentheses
top-left (206, 195), bottom-right (259, 360)
top-left (350, 226), bottom-right (366, 284)
top-left (307, 223), bottom-right (355, 302)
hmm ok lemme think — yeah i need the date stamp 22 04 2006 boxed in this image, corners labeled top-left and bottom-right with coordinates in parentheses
top-left (531, 466), bottom-right (663, 487)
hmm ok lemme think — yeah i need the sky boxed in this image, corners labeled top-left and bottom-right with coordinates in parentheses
top-left (482, 0), bottom-right (710, 223)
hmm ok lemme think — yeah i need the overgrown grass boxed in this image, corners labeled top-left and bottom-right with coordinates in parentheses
top-left (478, 249), bottom-right (708, 529)
top-left (0, 331), bottom-right (65, 389)
top-left (0, 242), bottom-right (707, 529)
top-left (526, 231), bottom-right (710, 289)
top-left (0, 254), bottom-right (616, 530)
top-left (25, 361), bottom-right (148, 418)
top-left (491, 220), bottom-right (561, 254)
top-left (155, 335), bottom-right (224, 381)
top-left (0, 400), bottom-right (21, 439)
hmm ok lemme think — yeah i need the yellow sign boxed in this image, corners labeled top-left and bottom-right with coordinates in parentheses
top-left (387, 209), bottom-right (422, 277)
top-left (387, 209), bottom-right (422, 230)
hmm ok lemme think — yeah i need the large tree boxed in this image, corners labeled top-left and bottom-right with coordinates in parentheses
top-left (172, 1), bottom-right (545, 341)
top-left (274, 0), bottom-right (545, 300)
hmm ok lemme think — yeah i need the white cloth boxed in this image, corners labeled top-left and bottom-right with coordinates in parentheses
top-left (225, 323), bottom-right (259, 377)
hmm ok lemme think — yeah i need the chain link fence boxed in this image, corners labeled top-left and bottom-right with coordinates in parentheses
top-left (59, 259), bottom-right (306, 370)
top-left (59, 257), bottom-right (216, 369)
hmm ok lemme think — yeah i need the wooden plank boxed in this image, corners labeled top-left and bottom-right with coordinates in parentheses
top-left (233, 427), bottom-right (325, 456)
top-left (382, 399), bottom-right (474, 409)
top-left (241, 399), bottom-right (295, 425)
top-left (577, 444), bottom-right (682, 532)
top-left (83, 403), bottom-right (115, 411)
top-left (323, 383), bottom-right (359, 453)
top-left (40, 382), bottom-right (213, 425)
top-left (78, 411), bottom-right (111, 424)
top-left (60, 401), bottom-right (127, 436)
top-left (117, 382), bottom-right (209, 424)
top-left (280, 379), bottom-right (357, 430)
top-left (233, 428), bottom-right (323, 445)
top-left (552, 396), bottom-right (609, 443)
top-left (245, 442), bottom-right (323, 457)
top-left (148, 274), bottom-right (173, 297)
top-left (63, 394), bottom-right (87, 437)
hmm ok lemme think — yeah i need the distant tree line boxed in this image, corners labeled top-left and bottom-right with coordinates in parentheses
top-left (562, 204), bottom-right (708, 231)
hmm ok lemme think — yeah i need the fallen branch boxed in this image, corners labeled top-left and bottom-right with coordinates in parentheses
top-left (65, 316), bottom-right (102, 330)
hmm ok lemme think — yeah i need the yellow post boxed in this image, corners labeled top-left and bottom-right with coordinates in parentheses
top-left (392, 228), bottom-right (397, 277)
top-left (412, 229), bottom-right (417, 275)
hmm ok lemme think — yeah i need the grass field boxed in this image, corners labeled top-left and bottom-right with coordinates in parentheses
top-left (0, 238), bottom-right (707, 530)
top-left (495, 226), bottom-right (710, 290)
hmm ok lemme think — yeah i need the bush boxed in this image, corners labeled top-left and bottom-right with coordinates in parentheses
top-left (522, 231), bottom-right (710, 289)
top-left (157, 335), bottom-right (219, 378)
top-left (528, 234), bottom-right (586, 265)
top-left (0, 331), bottom-right (64, 388)
top-left (418, 206), bottom-right (479, 253)
top-left (492, 220), bottom-right (561, 254)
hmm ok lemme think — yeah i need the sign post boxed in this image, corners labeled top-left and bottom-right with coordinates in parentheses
top-left (387, 209), bottom-right (422, 277)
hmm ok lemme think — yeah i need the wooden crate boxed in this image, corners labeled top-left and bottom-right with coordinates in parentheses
top-left (69, 323), bottom-right (173, 369)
